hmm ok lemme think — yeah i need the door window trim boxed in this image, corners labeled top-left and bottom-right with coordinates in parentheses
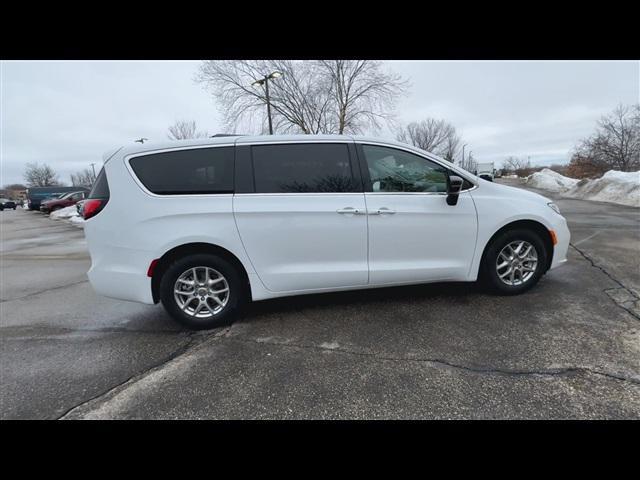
top-left (354, 141), bottom-right (478, 195)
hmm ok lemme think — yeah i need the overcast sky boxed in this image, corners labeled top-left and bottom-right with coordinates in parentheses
top-left (1, 60), bottom-right (638, 186)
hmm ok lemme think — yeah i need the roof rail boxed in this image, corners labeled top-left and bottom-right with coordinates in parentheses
top-left (210, 133), bottom-right (245, 138)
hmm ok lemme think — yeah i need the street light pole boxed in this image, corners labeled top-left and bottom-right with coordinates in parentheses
top-left (252, 71), bottom-right (282, 135)
top-left (264, 76), bottom-right (273, 135)
top-left (461, 143), bottom-right (467, 166)
top-left (90, 163), bottom-right (96, 178)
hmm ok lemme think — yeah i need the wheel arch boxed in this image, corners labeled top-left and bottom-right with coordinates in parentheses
top-left (479, 219), bottom-right (554, 275)
top-left (151, 242), bottom-right (252, 304)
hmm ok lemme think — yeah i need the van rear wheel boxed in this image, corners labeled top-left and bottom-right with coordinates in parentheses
top-left (159, 254), bottom-right (243, 330)
top-left (481, 229), bottom-right (548, 295)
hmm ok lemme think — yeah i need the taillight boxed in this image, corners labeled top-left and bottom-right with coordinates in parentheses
top-left (82, 199), bottom-right (107, 220)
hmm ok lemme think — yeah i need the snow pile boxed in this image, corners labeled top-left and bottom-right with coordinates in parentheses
top-left (50, 206), bottom-right (78, 219)
top-left (564, 170), bottom-right (640, 207)
top-left (523, 168), bottom-right (640, 207)
top-left (524, 168), bottom-right (579, 192)
top-left (50, 205), bottom-right (85, 227)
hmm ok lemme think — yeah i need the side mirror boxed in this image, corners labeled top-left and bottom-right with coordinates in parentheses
top-left (447, 175), bottom-right (464, 206)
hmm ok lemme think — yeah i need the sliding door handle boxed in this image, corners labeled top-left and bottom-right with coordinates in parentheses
top-left (371, 207), bottom-right (396, 215)
top-left (336, 207), bottom-right (364, 215)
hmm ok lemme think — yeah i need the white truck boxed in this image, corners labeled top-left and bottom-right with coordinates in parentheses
top-left (475, 162), bottom-right (495, 182)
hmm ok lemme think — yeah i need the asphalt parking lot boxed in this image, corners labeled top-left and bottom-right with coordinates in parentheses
top-left (1, 183), bottom-right (639, 419)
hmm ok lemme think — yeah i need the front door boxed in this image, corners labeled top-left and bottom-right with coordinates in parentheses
top-left (359, 143), bottom-right (478, 285)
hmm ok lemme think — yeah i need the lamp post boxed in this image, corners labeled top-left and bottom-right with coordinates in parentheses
top-left (461, 143), bottom-right (468, 166)
top-left (251, 71), bottom-right (283, 135)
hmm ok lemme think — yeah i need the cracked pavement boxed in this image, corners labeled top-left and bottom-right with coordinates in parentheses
top-left (1, 182), bottom-right (639, 419)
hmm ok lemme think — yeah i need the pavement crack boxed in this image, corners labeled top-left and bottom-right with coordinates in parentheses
top-left (0, 280), bottom-right (89, 303)
top-left (223, 336), bottom-right (640, 386)
top-left (570, 243), bottom-right (640, 320)
top-left (0, 325), bottom-right (186, 338)
top-left (56, 328), bottom-right (226, 420)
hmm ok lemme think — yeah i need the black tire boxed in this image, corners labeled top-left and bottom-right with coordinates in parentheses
top-left (159, 253), bottom-right (244, 330)
top-left (481, 228), bottom-right (548, 295)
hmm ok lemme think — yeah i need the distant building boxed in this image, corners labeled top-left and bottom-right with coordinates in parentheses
top-left (7, 188), bottom-right (27, 201)
top-left (0, 186), bottom-right (28, 201)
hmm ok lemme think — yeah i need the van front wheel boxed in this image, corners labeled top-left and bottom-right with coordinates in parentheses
top-left (159, 254), bottom-right (243, 330)
top-left (481, 229), bottom-right (548, 295)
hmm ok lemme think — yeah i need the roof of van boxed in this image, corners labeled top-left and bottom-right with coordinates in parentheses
top-left (101, 134), bottom-right (479, 181)
top-left (105, 134), bottom-right (432, 162)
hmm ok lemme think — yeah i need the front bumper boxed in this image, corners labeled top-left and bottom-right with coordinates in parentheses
top-left (549, 215), bottom-right (571, 270)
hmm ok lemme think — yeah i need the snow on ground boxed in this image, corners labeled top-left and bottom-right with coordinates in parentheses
top-left (524, 168), bottom-right (579, 192)
top-left (564, 170), bottom-right (640, 207)
top-left (69, 215), bottom-right (85, 226)
top-left (524, 168), bottom-right (639, 207)
top-left (50, 205), bottom-right (85, 227)
top-left (50, 206), bottom-right (78, 219)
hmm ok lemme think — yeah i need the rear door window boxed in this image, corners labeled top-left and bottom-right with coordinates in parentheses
top-left (130, 147), bottom-right (234, 195)
top-left (251, 143), bottom-right (357, 193)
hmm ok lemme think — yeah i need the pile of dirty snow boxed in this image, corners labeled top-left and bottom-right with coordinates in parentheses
top-left (50, 205), bottom-right (85, 227)
top-left (524, 168), bottom-right (579, 192)
top-left (69, 215), bottom-right (85, 226)
top-left (564, 170), bottom-right (639, 207)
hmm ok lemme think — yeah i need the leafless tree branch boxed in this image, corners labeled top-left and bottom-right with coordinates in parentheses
top-left (167, 120), bottom-right (209, 140)
top-left (195, 60), bottom-right (408, 135)
top-left (23, 163), bottom-right (61, 187)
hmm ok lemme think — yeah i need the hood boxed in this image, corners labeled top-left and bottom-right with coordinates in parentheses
top-left (475, 178), bottom-right (553, 204)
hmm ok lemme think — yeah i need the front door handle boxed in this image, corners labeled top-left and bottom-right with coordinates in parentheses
top-left (370, 207), bottom-right (396, 215)
top-left (336, 207), bottom-right (364, 215)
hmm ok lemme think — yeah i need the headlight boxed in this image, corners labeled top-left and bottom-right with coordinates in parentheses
top-left (547, 202), bottom-right (561, 214)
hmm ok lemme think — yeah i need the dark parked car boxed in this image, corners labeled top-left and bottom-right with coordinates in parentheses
top-left (40, 191), bottom-right (88, 213)
top-left (26, 186), bottom-right (90, 210)
top-left (0, 198), bottom-right (17, 211)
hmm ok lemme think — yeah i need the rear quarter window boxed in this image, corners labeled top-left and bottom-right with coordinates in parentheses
top-left (89, 168), bottom-right (110, 198)
top-left (129, 147), bottom-right (234, 195)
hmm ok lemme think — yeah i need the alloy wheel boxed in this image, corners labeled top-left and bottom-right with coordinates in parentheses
top-left (173, 266), bottom-right (230, 318)
top-left (496, 240), bottom-right (538, 286)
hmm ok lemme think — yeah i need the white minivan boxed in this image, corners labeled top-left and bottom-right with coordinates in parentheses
top-left (83, 135), bottom-right (570, 329)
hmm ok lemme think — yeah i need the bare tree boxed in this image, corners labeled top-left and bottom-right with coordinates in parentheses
top-left (441, 133), bottom-right (462, 163)
top-left (3, 183), bottom-right (27, 191)
top-left (23, 163), bottom-right (61, 187)
top-left (70, 168), bottom-right (96, 187)
top-left (460, 152), bottom-right (478, 175)
top-left (167, 120), bottom-right (209, 140)
top-left (195, 60), bottom-right (408, 135)
top-left (502, 156), bottom-right (520, 174)
top-left (396, 118), bottom-right (462, 162)
top-left (320, 60), bottom-right (408, 134)
top-left (567, 104), bottom-right (640, 178)
top-left (502, 156), bottom-right (532, 177)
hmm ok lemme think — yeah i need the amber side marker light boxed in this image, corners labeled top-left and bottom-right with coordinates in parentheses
top-left (549, 230), bottom-right (558, 246)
